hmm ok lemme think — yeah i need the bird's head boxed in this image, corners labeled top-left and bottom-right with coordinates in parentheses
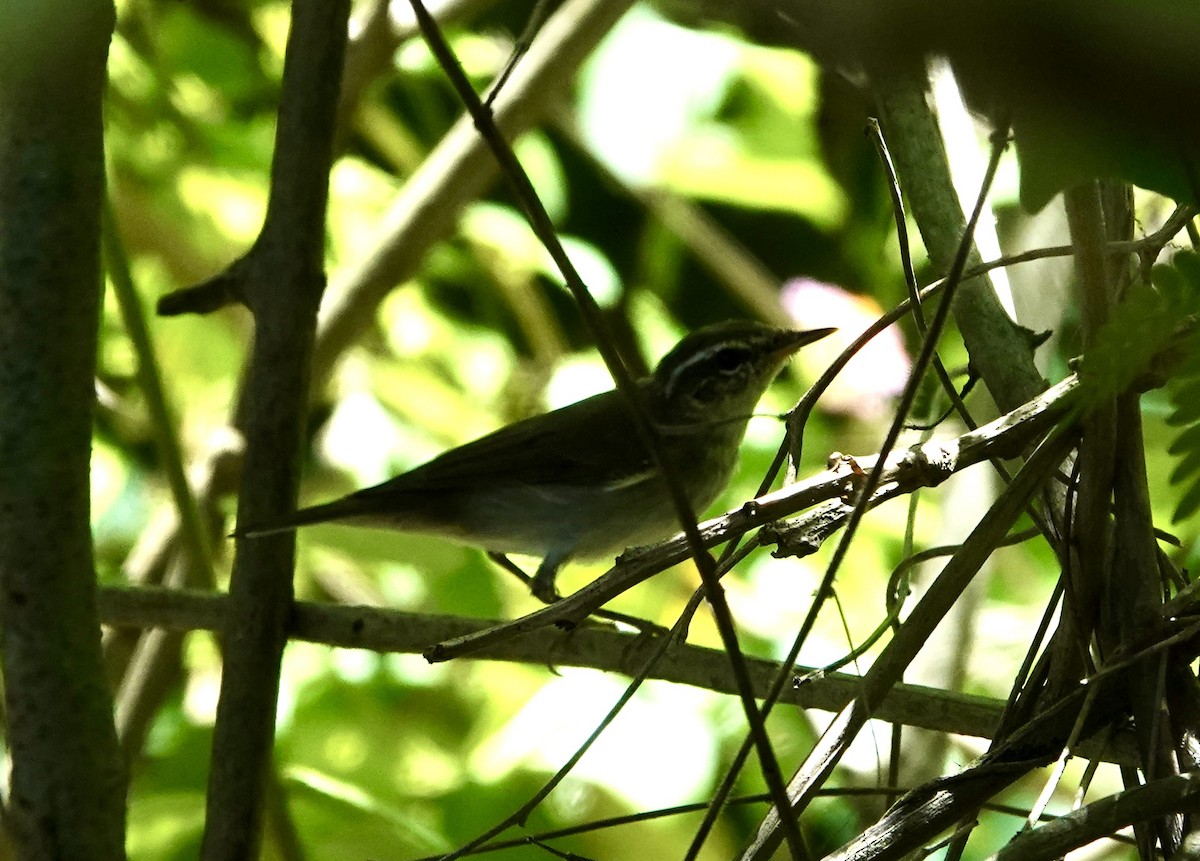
top-left (650, 320), bottom-right (835, 428)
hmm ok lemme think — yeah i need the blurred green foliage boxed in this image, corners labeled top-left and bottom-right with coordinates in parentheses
top-left (94, 0), bottom-right (1199, 858)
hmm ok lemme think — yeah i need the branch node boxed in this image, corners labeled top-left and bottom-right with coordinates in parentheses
top-left (157, 264), bottom-right (248, 317)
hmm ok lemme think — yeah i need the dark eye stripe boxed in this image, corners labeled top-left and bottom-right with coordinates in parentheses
top-left (712, 347), bottom-right (751, 372)
top-left (677, 344), bottom-right (744, 375)
top-left (663, 343), bottom-right (754, 400)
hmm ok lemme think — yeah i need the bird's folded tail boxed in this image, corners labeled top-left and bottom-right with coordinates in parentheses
top-left (231, 495), bottom-right (375, 539)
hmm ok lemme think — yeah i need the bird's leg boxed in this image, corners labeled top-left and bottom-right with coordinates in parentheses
top-left (486, 552), bottom-right (665, 636)
top-left (486, 552), bottom-right (565, 603)
top-left (531, 554), bottom-right (565, 603)
top-left (486, 552), bottom-right (548, 596)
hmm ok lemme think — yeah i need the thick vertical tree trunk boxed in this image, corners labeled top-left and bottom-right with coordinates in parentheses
top-left (0, 2), bottom-right (126, 858)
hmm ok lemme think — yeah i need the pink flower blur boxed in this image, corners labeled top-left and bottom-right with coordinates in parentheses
top-left (781, 278), bottom-right (911, 420)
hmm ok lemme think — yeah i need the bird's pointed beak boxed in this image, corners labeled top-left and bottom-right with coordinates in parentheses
top-left (773, 326), bottom-right (837, 359)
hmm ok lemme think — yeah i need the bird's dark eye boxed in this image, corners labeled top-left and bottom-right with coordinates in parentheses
top-left (712, 347), bottom-right (750, 373)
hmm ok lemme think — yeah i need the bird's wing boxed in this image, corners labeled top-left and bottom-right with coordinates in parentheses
top-left (353, 386), bottom-right (655, 500)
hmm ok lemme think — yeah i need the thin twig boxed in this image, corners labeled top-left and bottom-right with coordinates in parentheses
top-left (103, 199), bottom-right (216, 590)
top-left (867, 117), bottom-right (976, 431)
top-left (725, 121), bottom-right (1015, 861)
top-left (403, 1), bottom-right (805, 854)
top-left (482, 0), bottom-right (552, 107)
top-left (794, 429), bottom-right (1087, 861)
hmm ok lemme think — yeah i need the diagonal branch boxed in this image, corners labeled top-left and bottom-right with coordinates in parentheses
top-left (738, 424), bottom-right (1079, 861)
top-left (427, 372), bottom-right (1082, 661)
top-left (403, 1), bottom-right (806, 854)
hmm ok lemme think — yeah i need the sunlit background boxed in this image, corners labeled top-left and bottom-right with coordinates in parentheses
top-left (93, 0), bottom-right (1196, 858)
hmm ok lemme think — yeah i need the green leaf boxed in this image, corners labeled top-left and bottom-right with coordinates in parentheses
top-left (1151, 251), bottom-right (1200, 522)
top-left (1016, 110), bottom-right (1200, 212)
